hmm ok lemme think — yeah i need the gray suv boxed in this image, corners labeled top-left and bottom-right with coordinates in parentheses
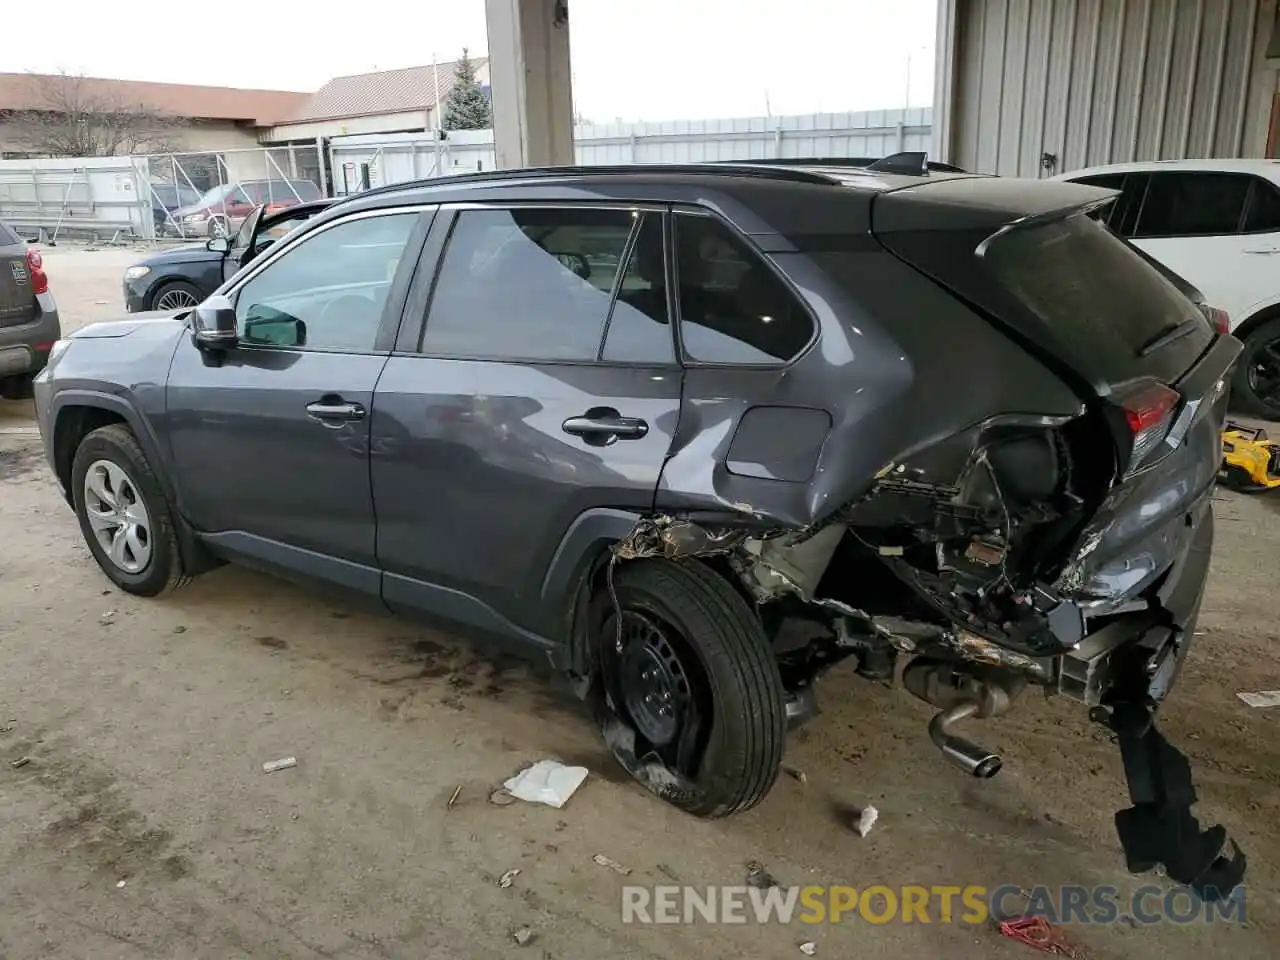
top-left (0, 220), bottom-right (60, 399)
top-left (31, 160), bottom-right (1246, 897)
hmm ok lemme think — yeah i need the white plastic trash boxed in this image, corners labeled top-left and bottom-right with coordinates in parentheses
top-left (503, 760), bottom-right (589, 808)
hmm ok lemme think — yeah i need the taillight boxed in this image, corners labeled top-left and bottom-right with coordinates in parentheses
top-left (1200, 304), bottom-right (1230, 335)
top-left (1107, 378), bottom-right (1181, 476)
top-left (25, 248), bottom-right (48, 295)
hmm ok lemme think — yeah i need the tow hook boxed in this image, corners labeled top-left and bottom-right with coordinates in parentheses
top-left (929, 701), bottom-right (1002, 778)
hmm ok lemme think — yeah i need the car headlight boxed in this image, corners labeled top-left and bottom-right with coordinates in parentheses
top-left (183, 212), bottom-right (209, 222)
top-left (47, 339), bottom-right (72, 365)
top-left (123, 265), bottom-right (151, 281)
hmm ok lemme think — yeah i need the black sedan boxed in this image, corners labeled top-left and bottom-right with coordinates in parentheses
top-left (123, 200), bottom-right (332, 312)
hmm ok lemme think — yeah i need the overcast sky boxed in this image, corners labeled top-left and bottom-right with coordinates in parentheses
top-left (2, 0), bottom-right (936, 120)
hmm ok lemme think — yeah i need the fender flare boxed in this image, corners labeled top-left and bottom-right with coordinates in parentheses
top-left (539, 507), bottom-right (644, 673)
top-left (49, 389), bottom-right (175, 500)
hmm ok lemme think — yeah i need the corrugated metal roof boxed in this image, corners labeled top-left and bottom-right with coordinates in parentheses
top-left (284, 59), bottom-right (489, 124)
top-left (0, 73), bottom-right (307, 127)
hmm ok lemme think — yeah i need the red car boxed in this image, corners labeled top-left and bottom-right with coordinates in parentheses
top-left (164, 179), bottom-right (322, 238)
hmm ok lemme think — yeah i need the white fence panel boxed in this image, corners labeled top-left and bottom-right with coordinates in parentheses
top-left (330, 108), bottom-right (934, 196)
top-left (0, 155), bottom-right (151, 241)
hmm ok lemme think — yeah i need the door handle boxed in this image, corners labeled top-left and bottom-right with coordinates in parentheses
top-left (562, 408), bottom-right (649, 445)
top-left (1244, 247), bottom-right (1280, 254)
top-left (306, 397), bottom-right (366, 424)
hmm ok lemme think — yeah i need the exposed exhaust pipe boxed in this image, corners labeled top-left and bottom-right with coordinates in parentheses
top-left (928, 701), bottom-right (1002, 778)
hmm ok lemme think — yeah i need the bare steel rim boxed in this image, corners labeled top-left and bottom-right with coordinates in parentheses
top-left (83, 459), bottom-right (152, 575)
top-left (154, 286), bottom-right (199, 310)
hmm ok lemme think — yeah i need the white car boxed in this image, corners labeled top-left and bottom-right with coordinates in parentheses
top-left (1055, 159), bottom-right (1280, 418)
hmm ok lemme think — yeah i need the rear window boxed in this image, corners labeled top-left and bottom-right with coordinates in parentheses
top-left (0, 221), bottom-right (21, 245)
top-left (986, 213), bottom-right (1210, 381)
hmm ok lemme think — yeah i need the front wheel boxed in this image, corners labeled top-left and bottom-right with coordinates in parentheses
top-left (72, 424), bottom-right (192, 596)
top-left (594, 558), bottom-right (785, 818)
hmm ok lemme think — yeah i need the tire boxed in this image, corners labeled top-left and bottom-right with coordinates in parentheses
top-left (1231, 316), bottom-right (1280, 420)
top-left (207, 216), bottom-right (229, 239)
top-left (594, 558), bottom-right (785, 818)
top-left (149, 279), bottom-right (203, 312)
top-left (71, 424), bottom-right (192, 597)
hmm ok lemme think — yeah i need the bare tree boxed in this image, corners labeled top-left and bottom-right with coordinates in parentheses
top-left (5, 72), bottom-right (187, 157)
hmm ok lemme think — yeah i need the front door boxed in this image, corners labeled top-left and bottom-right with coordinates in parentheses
top-left (371, 204), bottom-right (682, 638)
top-left (165, 207), bottom-right (431, 593)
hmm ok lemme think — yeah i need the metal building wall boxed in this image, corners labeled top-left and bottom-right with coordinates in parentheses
top-left (935, 0), bottom-right (1280, 177)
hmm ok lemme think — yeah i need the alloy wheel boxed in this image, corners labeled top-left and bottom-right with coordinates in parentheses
top-left (154, 287), bottom-right (199, 310)
top-left (83, 459), bottom-right (152, 574)
top-left (1246, 334), bottom-right (1280, 412)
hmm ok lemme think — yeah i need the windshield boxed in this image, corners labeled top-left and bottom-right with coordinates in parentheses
top-left (194, 183), bottom-right (238, 207)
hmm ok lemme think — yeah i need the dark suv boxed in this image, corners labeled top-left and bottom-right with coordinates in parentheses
top-left (32, 161), bottom-right (1246, 896)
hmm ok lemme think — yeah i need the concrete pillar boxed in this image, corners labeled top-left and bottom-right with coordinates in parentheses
top-left (484, 0), bottom-right (575, 168)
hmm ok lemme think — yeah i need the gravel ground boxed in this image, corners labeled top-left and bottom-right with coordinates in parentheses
top-left (0, 249), bottom-right (1276, 959)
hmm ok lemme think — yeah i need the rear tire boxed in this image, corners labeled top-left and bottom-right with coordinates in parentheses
top-left (72, 424), bottom-right (192, 597)
top-left (1231, 316), bottom-right (1280, 420)
top-left (594, 558), bottom-right (785, 818)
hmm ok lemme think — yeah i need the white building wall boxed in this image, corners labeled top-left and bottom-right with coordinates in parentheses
top-left (934, 0), bottom-right (1280, 176)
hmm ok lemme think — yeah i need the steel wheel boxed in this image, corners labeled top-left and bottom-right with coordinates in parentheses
top-left (83, 459), bottom-right (152, 574)
top-left (154, 286), bottom-right (199, 310)
top-left (602, 602), bottom-right (709, 776)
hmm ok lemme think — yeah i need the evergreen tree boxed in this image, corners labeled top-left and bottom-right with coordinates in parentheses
top-left (443, 50), bottom-right (492, 130)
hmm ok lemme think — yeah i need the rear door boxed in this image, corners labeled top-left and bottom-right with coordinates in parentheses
top-left (0, 221), bottom-right (35, 329)
top-left (371, 203), bottom-right (682, 639)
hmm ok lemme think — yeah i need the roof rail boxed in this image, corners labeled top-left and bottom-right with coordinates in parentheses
top-left (715, 156), bottom-right (968, 174)
top-left (341, 162), bottom-right (841, 201)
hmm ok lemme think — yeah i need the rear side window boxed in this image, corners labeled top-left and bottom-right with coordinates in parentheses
top-left (423, 207), bottom-right (635, 361)
top-left (673, 214), bottom-right (813, 364)
top-left (1243, 178), bottom-right (1280, 233)
top-left (0, 221), bottom-right (20, 245)
top-left (987, 213), bottom-right (1208, 377)
top-left (1071, 172), bottom-right (1148, 238)
top-left (1134, 172), bottom-right (1249, 237)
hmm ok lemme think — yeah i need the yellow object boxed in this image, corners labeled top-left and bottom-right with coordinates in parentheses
top-left (1220, 423), bottom-right (1280, 492)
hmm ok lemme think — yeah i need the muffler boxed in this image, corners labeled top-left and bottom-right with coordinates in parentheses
top-left (928, 701), bottom-right (1002, 778)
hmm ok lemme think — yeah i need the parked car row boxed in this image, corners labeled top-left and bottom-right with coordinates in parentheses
top-left (46, 158), bottom-right (1243, 898)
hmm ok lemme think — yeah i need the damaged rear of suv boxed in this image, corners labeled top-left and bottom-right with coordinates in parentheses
top-left (36, 160), bottom-right (1245, 901)
top-left (595, 170), bottom-right (1244, 898)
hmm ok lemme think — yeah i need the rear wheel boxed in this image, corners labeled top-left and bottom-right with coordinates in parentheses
top-left (594, 559), bottom-right (785, 818)
top-left (72, 424), bottom-right (192, 597)
top-left (208, 216), bottom-right (229, 239)
top-left (1232, 316), bottom-right (1280, 420)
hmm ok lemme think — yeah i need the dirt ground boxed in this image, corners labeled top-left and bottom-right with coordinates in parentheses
top-left (1, 248), bottom-right (1277, 959)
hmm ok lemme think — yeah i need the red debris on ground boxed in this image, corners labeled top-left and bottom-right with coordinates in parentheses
top-left (997, 916), bottom-right (1087, 958)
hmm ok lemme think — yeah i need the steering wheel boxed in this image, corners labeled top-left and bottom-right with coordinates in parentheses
top-left (554, 252), bottom-right (591, 280)
top-left (317, 294), bottom-right (380, 333)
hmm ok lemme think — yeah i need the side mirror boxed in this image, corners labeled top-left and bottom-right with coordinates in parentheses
top-left (206, 236), bottom-right (230, 253)
top-left (192, 294), bottom-right (237, 348)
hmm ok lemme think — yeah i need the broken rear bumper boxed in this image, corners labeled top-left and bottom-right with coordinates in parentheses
top-left (1057, 497), bottom-right (1212, 709)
